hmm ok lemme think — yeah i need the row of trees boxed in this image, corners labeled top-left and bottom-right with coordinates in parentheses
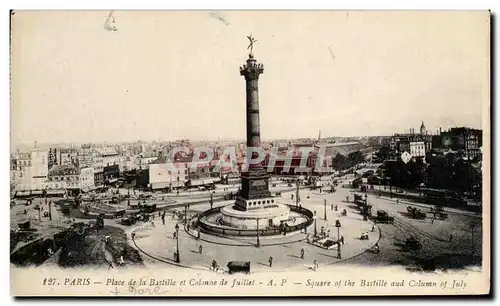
top-left (379, 149), bottom-right (481, 198)
top-left (331, 151), bottom-right (365, 171)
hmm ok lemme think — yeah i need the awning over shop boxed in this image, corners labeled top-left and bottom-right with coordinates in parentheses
top-left (170, 181), bottom-right (184, 188)
top-left (204, 178), bottom-right (216, 184)
top-left (15, 191), bottom-right (31, 197)
top-left (189, 180), bottom-right (204, 187)
top-left (47, 189), bottom-right (66, 196)
top-left (151, 182), bottom-right (169, 190)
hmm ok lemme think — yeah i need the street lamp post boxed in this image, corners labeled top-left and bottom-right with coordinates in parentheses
top-left (389, 177), bottom-right (393, 199)
top-left (44, 189), bottom-right (52, 221)
top-left (335, 219), bottom-right (342, 258)
top-left (256, 218), bottom-right (260, 247)
top-left (296, 180), bottom-right (300, 207)
top-left (314, 211), bottom-right (317, 236)
top-left (324, 199), bottom-right (327, 221)
top-left (175, 223), bottom-right (180, 263)
top-left (470, 222), bottom-right (477, 257)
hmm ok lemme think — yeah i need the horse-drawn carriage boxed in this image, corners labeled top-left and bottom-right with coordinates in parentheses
top-left (17, 220), bottom-right (31, 231)
top-left (373, 210), bottom-right (394, 224)
top-left (354, 194), bottom-right (367, 206)
top-left (407, 206), bottom-right (427, 220)
top-left (121, 213), bottom-right (139, 226)
top-left (430, 205), bottom-right (448, 220)
top-left (227, 261), bottom-right (251, 275)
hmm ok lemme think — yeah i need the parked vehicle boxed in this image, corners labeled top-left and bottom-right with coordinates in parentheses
top-left (227, 261), bottom-right (251, 274)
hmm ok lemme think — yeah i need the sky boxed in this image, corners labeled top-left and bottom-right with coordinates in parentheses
top-left (10, 11), bottom-right (490, 148)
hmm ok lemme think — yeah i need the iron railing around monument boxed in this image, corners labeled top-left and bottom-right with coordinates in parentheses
top-left (196, 205), bottom-right (314, 237)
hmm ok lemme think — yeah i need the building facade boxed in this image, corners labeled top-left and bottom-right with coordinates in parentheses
top-left (440, 127), bottom-right (483, 160)
top-left (410, 141), bottom-right (426, 159)
top-left (149, 157), bottom-right (188, 190)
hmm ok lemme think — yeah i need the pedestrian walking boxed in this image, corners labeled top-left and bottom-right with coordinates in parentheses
top-left (187, 224), bottom-right (190, 232)
top-left (173, 231), bottom-right (177, 239)
top-left (371, 224), bottom-right (375, 232)
top-left (449, 234), bottom-right (453, 242)
top-left (340, 235), bottom-right (344, 245)
top-left (131, 231), bottom-right (136, 240)
top-left (313, 260), bottom-right (319, 270)
top-left (269, 256), bottom-right (273, 267)
top-left (107, 260), bottom-right (114, 270)
top-left (212, 260), bottom-right (217, 271)
top-left (331, 204), bottom-right (334, 211)
top-left (199, 245), bottom-right (203, 254)
top-left (301, 248), bottom-right (305, 259)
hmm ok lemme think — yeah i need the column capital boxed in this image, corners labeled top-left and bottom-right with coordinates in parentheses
top-left (240, 58), bottom-right (264, 80)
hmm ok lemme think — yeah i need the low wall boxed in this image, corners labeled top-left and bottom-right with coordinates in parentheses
top-left (197, 205), bottom-right (314, 237)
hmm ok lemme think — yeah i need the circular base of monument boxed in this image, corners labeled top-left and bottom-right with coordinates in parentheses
top-left (196, 202), bottom-right (315, 238)
top-left (220, 204), bottom-right (290, 229)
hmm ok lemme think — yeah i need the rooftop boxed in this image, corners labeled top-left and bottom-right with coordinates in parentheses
top-left (48, 164), bottom-right (79, 176)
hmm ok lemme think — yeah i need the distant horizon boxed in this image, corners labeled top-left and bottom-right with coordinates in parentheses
top-left (11, 121), bottom-right (482, 153)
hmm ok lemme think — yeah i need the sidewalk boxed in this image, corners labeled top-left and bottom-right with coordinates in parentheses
top-left (131, 192), bottom-right (380, 272)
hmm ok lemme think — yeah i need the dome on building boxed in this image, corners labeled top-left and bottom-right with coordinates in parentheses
top-left (420, 121), bottom-right (426, 135)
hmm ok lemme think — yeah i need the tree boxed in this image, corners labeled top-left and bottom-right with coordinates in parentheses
top-left (375, 146), bottom-right (392, 162)
top-left (331, 153), bottom-right (346, 170)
